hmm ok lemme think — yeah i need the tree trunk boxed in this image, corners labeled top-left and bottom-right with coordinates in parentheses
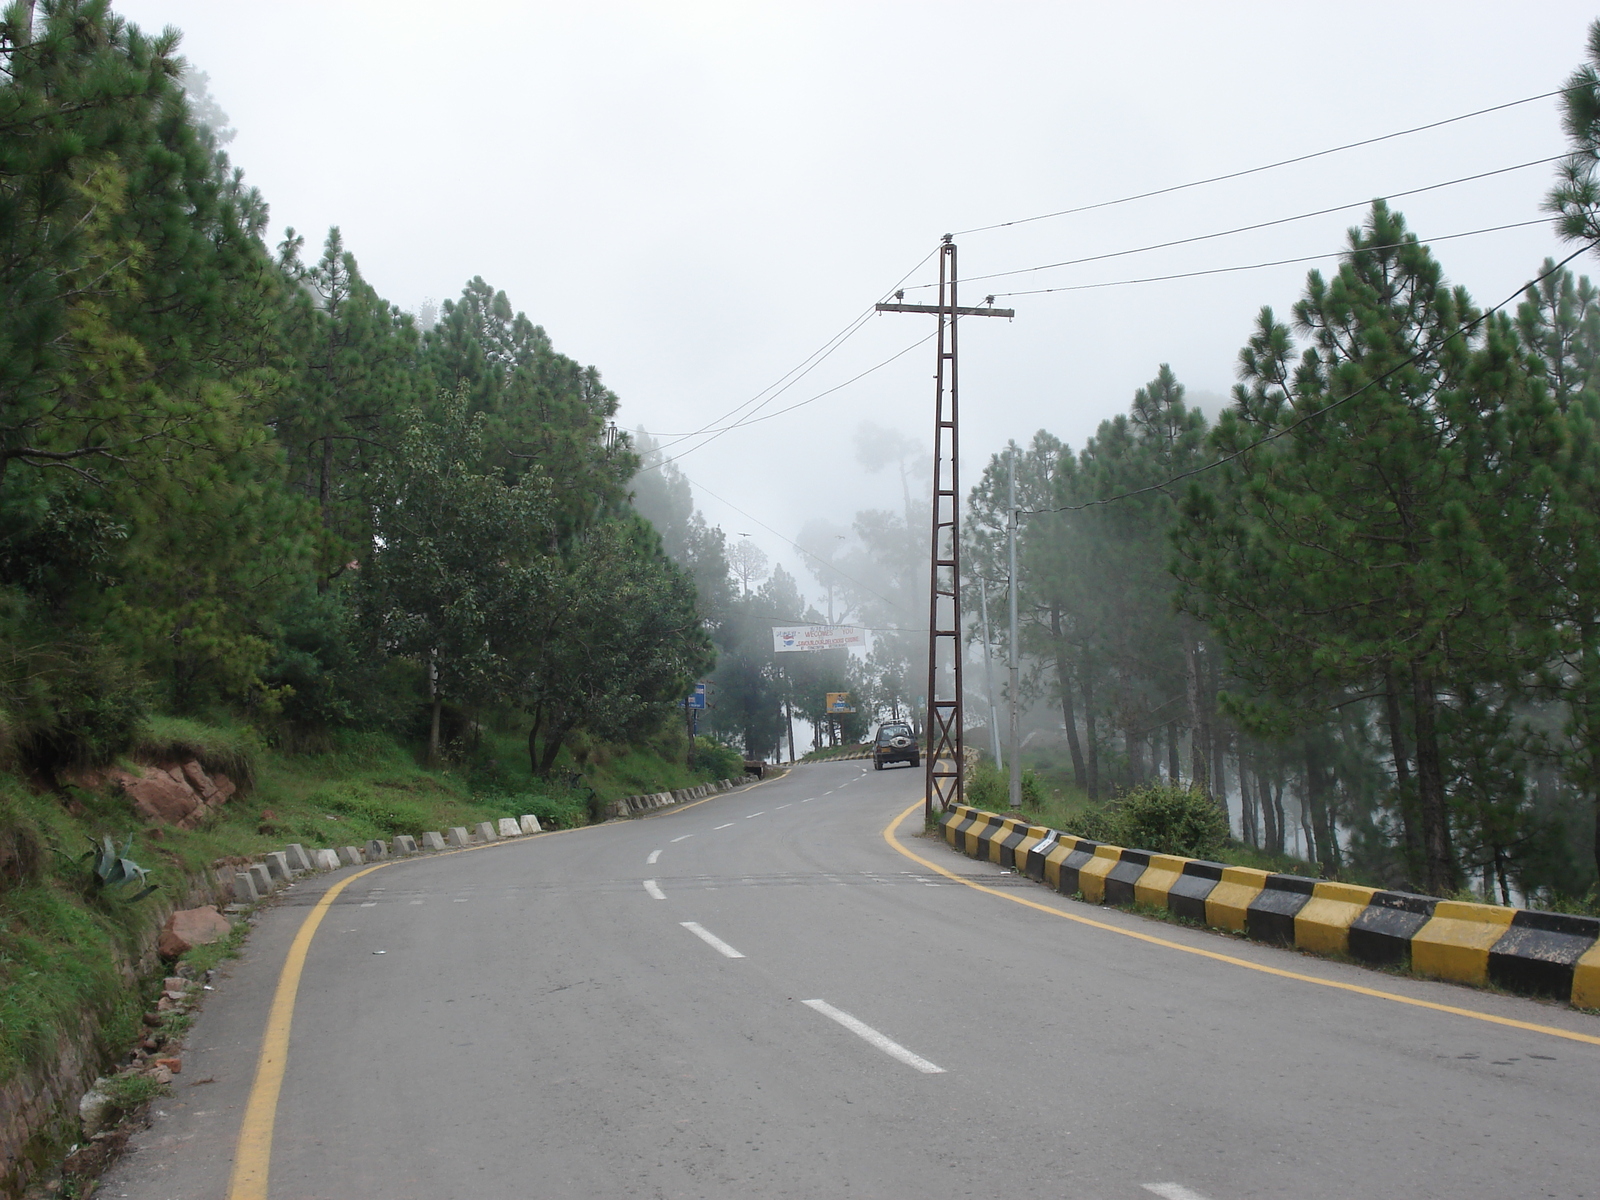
top-left (1410, 664), bottom-right (1459, 896)
top-left (1081, 671), bottom-right (1100, 800)
top-left (1167, 720), bottom-right (1180, 783)
top-left (1127, 723), bottom-right (1143, 787)
top-left (1051, 614), bottom-right (1086, 791)
top-left (1305, 738), bottom-right (1341, 877)
top-left (1212, 727), bottom-right (1230, 831)
top-left (785, 700), bottom-right (796, 764)
top-left (427, 651), bottom-right (442, 766)
top-left (1185, 636), bottom-right (1210, 797)
top-left (1270, 779), bottom-right (1287, 856)
top-left (1384, 668), bottom-right (1421, 873)
top-left (1239, 755), bottom-right (1258, 847)
top-left (526, 710), bottom-right (543, 776)
top-left (537, 717), bottom-right (576, 777)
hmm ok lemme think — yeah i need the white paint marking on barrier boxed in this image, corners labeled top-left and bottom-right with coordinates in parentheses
top-left (801, 999), bottom-right (945, 1074)
top-left (671, 835), bottom-right (693, 843)
top-left (643, 880), bottom-right (666, 901)
top-left (679, 921), bottom-right (745, 958)
top-left (647, 849), bottom-right (662, 864)
top-left (714, 822), bottom-right (734, 830)
top-left (1143, 1185), bottom-right (1214, 1200)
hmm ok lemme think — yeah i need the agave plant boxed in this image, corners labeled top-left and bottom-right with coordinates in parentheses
top-left (82, 834), bottom-right (159, 902)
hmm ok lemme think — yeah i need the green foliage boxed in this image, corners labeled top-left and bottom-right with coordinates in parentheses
top-left (693, 737), bottom-right (744, 780)
top-left (79, 834), bottom-right (158, 902)
top-left (133, 715), bottom-right (259, 788)
top-left (965, 760), bottom-right (1045, 812)
top-left (100, 1070), bottom-right (169, 1113)
top-left (1062, 784), bottom-right (1231, 860)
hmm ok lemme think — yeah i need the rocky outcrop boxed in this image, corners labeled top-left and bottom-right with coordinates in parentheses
top-left (110, 761), bottom-right (236, 829)
top-left (156, 906), bottom-right (232, 960)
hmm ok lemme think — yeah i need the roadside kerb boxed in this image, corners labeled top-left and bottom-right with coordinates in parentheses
top-left (937, 803), bottom-right (1600, 1009)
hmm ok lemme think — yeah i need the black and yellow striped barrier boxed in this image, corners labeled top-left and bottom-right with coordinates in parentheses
top-left (939, 804), bottom-right (1600, 1009)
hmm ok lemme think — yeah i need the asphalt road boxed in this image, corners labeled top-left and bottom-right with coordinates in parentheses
top-left (104, 760), bottom-right (1600, 1199)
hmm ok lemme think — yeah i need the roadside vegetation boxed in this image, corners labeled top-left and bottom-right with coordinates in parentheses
top-left (0, 0), bottom-right (744, 1144)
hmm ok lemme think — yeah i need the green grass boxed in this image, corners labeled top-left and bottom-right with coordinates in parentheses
top-left (1, 710), bottom-right (748, 1090)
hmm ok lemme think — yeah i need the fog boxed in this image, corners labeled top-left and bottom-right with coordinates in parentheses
top-left (117, 0), bottom-right (1598, 605)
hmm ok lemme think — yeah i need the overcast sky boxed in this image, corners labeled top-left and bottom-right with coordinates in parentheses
top-left (116, 0), bottom-right (1600, 608)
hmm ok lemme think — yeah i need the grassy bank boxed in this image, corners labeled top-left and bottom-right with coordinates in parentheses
top-left (0, 715), bottom-right (736, 1097)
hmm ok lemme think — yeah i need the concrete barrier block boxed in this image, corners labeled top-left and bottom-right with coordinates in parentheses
top-left (265, 851), bottom-right (293, 882)
top-left (1052, 839), bottom-right (1098, 895)
top-left (1076, 845), bottom-right (1124, 905)
top-left (248, 863), bottom-right (273, 894)
top-left (1294, 881), bottom-right (1378, 956)
top-left (421, 831), bottom-right (446, 851)
top-left (1572, 938), bottom-right (1600, 1008)
top-left (1348, 891), bottom-right (1437, 966)
top-left (1488, 910), bottom-right (1600, 1000)
top-left (497, 818), bottom-right (521, 838)
top-left (234, 871), bottom-right (260, 902)
top-left (1167, 860), bottom-right (1223, 923)
top-left (519, 814), bottom-right (541, 833)
top-left (338, 846), bottom-right (363, 866)
top-left (1102, 849), bottom-right (1150, 908)
top-left (447, 827), bottom-right (471, 848)
top-left (1132, 853), bottom-right (1189, 910)
top-left (312, 848), bottom-right (340, 871)
top-left (1411, 900), bottom-right (1516, 985)
top-left (475, 821), bottom-right (498, 841)
top-left (365, 838), bottom-right (389, 861)
top-left (392, 835), bottom-right (418, 856)
top-left (1204, 866), bottom-right (1271, 932)
top-left (283, 844), bottom-right (312, 872)
top-left (1245, 874), bottom-right (1317, 945)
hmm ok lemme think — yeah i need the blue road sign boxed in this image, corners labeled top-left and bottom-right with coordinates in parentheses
top-left (687, 682), bottom-right (707, 709)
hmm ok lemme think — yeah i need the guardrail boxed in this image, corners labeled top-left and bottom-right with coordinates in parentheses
top-left (939, 805), bottom-right (1600, 1009)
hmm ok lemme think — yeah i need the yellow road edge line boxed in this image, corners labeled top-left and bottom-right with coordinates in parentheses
top-left (226, 774), bottom-right (786, 1196)
top-left (883, 800), bottom-right (1600, 1048)
top-left (227, 860), bottom-right (388, 1200)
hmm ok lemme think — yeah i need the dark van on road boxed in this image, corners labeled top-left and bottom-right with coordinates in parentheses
top-left (873, 722), bottom-right (919, 770)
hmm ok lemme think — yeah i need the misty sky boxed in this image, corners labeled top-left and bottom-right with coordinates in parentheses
top-left (116, 0), bottom-right (1600, 610)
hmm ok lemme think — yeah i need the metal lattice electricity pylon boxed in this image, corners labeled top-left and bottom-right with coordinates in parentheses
top-left (876, 237), bottom-right (1013, 819)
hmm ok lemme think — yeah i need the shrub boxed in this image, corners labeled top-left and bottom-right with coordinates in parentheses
top-left (1061, 783), bottom-right (1229, 859)
top-left (134, 716), bottom-right (259, 788)
top-left (964, 759), bottom-right (1045, 811)
top-left (693, 737), bottom-right (743, 780)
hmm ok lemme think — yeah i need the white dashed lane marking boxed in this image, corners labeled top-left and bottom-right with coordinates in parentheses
top-left (643, 880), bottom-right (666, 901)
top-left (746, 812), bottom-right (765, 819)
top-left (671, 835), bottom-right (693, 843)
top-left (802, 999), bottom-right (945, 1073)
top-left (647, 849), bottom-right (662, 864)
top-left (1143, 1185), bottom-right (1214, 1200)
top-left (714, 823), bottom-right (734, 830)
top-left (680, 921), bottom-right (745, 958)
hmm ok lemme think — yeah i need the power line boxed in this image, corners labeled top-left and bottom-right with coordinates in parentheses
top-left (906, 155), bottom-right (1561, 293)
top-left (986, 217), bottom-right (1548, 299)
top-left (652, 246), bottom-right (940, 459)
top-left (955, 85), bottom-right (1572, 237)
top-left (638, 328), bottom-right (937, 444)
top-left (1019, 242), bottom-right (1597, 517)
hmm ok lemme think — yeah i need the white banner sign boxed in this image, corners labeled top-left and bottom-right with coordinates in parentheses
top-left (772, 625), bottom-right (866, 653)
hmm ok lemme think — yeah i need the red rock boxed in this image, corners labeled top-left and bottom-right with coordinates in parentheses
top-left (153, 1057), bottom-right (181, 1074)
top-left (158, 906), bottom-right (233, 960)
top-left (115, 767), bottom-right (200, 826)
top-left (179, 760), bottom-right (214, 797)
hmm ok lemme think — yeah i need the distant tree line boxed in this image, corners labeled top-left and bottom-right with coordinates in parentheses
top-left (0, 2), bottom-right (711, 780)
top-left (969, 165), bottom-right (1600, 902)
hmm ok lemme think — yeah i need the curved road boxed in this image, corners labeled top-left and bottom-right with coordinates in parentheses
top-left (106, 760), bottom-right (1599, 1199)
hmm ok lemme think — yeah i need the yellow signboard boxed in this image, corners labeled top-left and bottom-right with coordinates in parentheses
top-left (826, 692), bottom-right (855, 714)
